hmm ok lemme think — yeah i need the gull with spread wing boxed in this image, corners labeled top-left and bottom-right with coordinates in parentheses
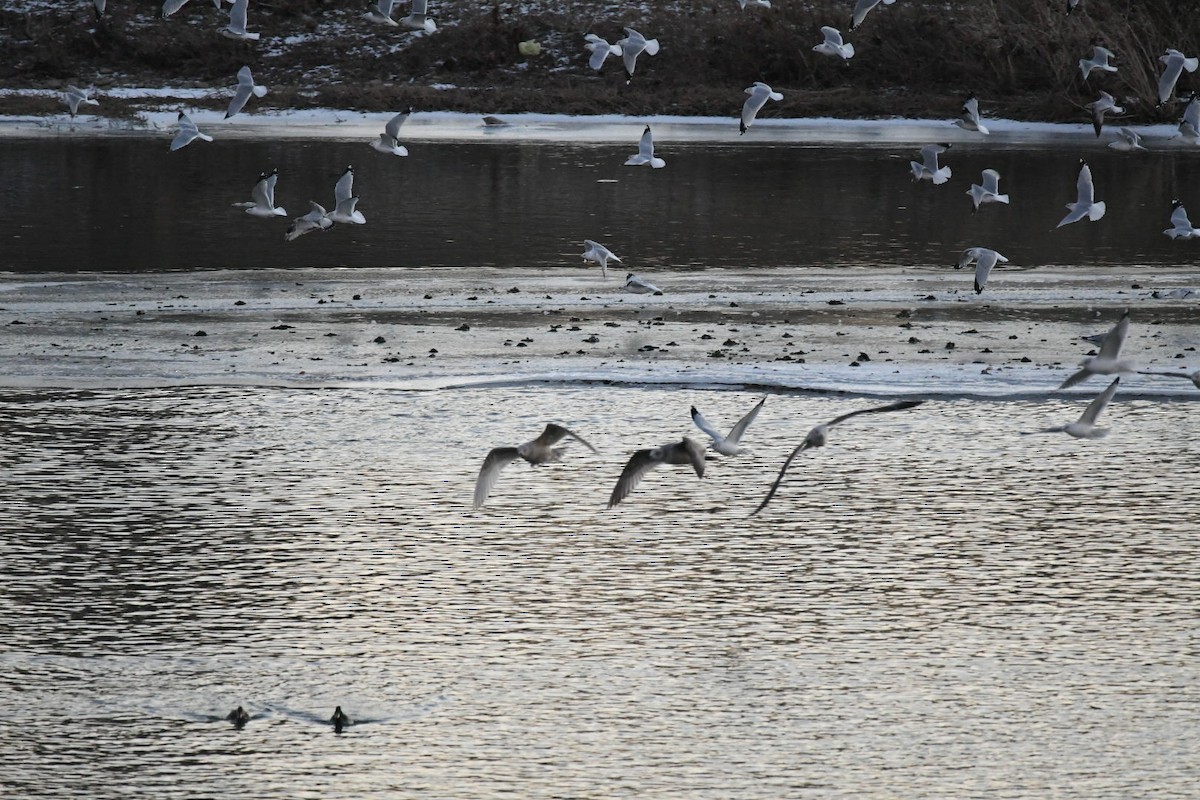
top-left (910, 143), bottom-right (952, 184)
top-left (225, 65), bottom-right (267, 119)
top-left (850, 0), bottom-right (896, 30)
top-left (608, 437), bottom-right (705, 508)
top-left (170, 111), bottom-right (213, 151)
top-left (584, 33), bottom-right (622, 71)
top-left (740, 82), bottom-right (784, 134)
top-left (967, 168), bottom-right (1009, 213)
top-left (1036, 378), bottom-right (1120, 438)
top-left (581, 240), bottom-right (621, 278)
top-left (327, 165), bottom-right (366, 225)
top-left (813, 26), bottom-right (854, 60)
top-left (232, 168), bottom-right (286, 218)
top-left (63, 85), bottom-right (99, 117)
top-left (221, 0), bottom-right (258, 41)
top-left (691, 397), bottom-right (766, 456)
top-left (624, 125), bottom-right (666, 168)
top-left (285, 201), bottom-right (333, 241)
top-left (752, 400), bottom-right (924, 515)
top-left (1057, 310), bottom-right (1135, 389)
top-left (1158, 48), bottom-right (1198, 106)
top-left (474, 424), bottom-right (598, 508)
top-left (956, 247), bottom-right (1008, 294)
top-left (616, 27), bottom-right (659, 82)
top-left (1163, 199), bottom-right (1200, 239)
top-left (954, 94), bottom-right (989, 134)
top-left (370, 108), bottom-right (411, 156)
top-left (1056, 158), bottom-right (1105, 228)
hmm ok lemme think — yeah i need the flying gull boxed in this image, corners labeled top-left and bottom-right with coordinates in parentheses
top-left (608, 437), bottom-right (705, 508)
top-left (967, 168), bottom-right (1009, 213)
top-left (581, 240), bottom-right (621, 278)
top-left (752, 399), bottom-right (924, 515)
top-left (1057, 310), bottom-right (1135, 389)
top-left (691, 397), bottom-right (766, 456)
top-left (1056, 158), bottom-right (1105, 228)
top-left (473, 423), bottom-right (598, 508)
top-left (740, 82), bottom-right (784, 134)
top-left (1036, 377), bottom-right (1120, 438)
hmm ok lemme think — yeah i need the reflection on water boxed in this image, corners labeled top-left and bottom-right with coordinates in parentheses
top-left (4, 137), bottom-right (1200, 272)
top-left (2, 385), bottom-right (1197, 798)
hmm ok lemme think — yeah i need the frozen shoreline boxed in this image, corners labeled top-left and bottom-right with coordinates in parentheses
top-left (1, 265), bottom-right (1196, 397)
top-left (0, 104), bottom-right (1190, 147)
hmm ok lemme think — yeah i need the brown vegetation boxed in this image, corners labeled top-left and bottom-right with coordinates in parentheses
top-left (2, 1), bottom-right (1200, 123)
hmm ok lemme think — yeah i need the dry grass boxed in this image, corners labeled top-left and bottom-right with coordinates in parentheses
top-left (3, 1), bottom-right (1200, 123)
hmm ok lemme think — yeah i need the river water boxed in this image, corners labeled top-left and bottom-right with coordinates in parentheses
top-left (1, 128), bottom-right (1198, 798)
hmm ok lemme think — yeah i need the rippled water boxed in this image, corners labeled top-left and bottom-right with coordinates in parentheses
top-left (3, 384), bottom-right (1197, 798)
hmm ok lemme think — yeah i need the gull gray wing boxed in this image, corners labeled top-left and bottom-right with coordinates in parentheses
top-left (824, 399), bottom-right (925, 428)
top-left (689, 406), bottom-right (725, 444)
top-left (1097, 311), bottom-right (1130, 360)
top-left (334, 167), bottom-right (354, 205)
top-left (725, 397), bottom-right (766, 445)
top-left (1078, 377), bottom-right (1119, 425)
top-left (751, 441), bottom-right (811, 516)
top-left (535, 423), bottom-right (598, 454)
top-left (473, 447), bottom-right (520, 508)
top-left (608, 448), bottom-right (659, 508)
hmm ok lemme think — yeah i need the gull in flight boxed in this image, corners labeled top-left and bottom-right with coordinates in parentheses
top-left (691, 397), bottom-right (766, 456)
top-left (813, 26), bottom-right (854, 60)
top-left (1086, 90), bottom-right (1123, 137)
top-left (956, 247), bottom-right (1008, 294)
top-left (222, 0), bottom-right (259, 41)
top-left (225, 65), bottom-right (267, 119)
top-left (1158, 48), bottom-right (1198, 106)
top-left (400, 0), bottom-right (436, 32)
top-left (616, 27), bottom-right (659, 82)
top-left (910, 143), bottom-right (952, 184)
top-left (232, 168), bottom-right (286, 218)
top-left (740, 82), bottom-right (783, 134)
top-left (625, 125), bottom-right (666, 168)
top-left (954, 94), bottom-right (989, 134)
top-left (473, 423), bottom-right (598, 509)
top-left (581, 240), bottom-right (621, 278)
top-left (170, 111), bottom-right (213, 151)
top-left (364, 0), bottom-right (399, 25)
top-left (285, 201), bottom-right (333, 241)
top-left (327, 165), bottom-right (366, 225)
top-left (1056, 158), bottom-right (1105, 228)
top-left (1107, 126), bottom-right (1146, 152)
top-left (161, 0), bottom-right (225, 18)
top-left (1178, 93), bottom-right (1200, 144)
top-left (63, 85), bottom-right (99, 117)
top-left (752, 399), bottom-right (924, 515)
top-left (608, 437), bottom-right (705, 508)
top-left (1136, 368), bottom-right (1200, 389)
top-left (967, 168), bottom-right (1009, 213)
top-left (584, 33), bottom-right (622, 71)
top-left (623, 273), bottom-right (663, 295)
top-left (1163, 199), bottom-right (1200, 239)
top-left (1079, 42), bottom-right (1117, 80)
top-left (850, 0), bottom-right (896, 30)
top-left (370, 108), bottom-right (411, 156)
top-left (1057, 310), bottom-right (1135, 389)
top-left (1036, 377), bottom-right (1120, 438)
